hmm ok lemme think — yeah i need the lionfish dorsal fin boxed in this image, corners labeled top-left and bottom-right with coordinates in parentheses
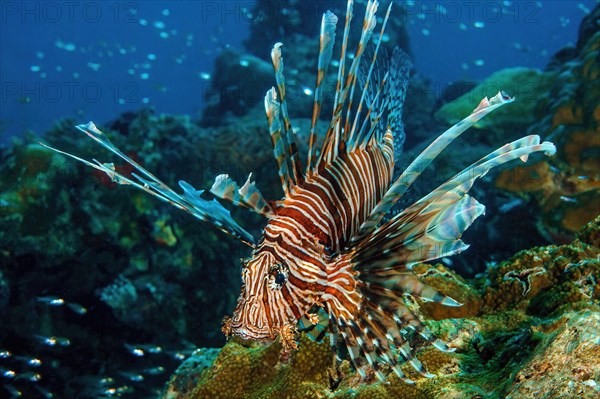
top-left (270, 43), bottom-right (304, 186)
top-left (307, 10), bottom-right (338, 173)
top-left (352, 91), bottom-right (516, 243)
top-left (264, 87), bottom-right (293, 196)
top-left (317, 0), bottom-right (381, 167)
top-left (345, 2), bottom-right (393, 149)
top-left (40, 122), bottom-right (255, 247)
top-left (210, 173), bottom-right (274, 218)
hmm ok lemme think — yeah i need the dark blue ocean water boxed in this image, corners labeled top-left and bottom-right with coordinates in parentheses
top-left (0, 0), bottom-right (596, 144)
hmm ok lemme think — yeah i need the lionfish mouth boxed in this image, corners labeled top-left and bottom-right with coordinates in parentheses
top-left (230, 313), bottom-right (275, 341)
top-left (231, 326), bottom-right (274, 342)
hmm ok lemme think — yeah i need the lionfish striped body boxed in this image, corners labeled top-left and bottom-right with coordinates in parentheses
top-left (43, 0), bottom-right (556, 383)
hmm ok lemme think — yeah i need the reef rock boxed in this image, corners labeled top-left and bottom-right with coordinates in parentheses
top-left (163, 216), bottom-right (600, 399)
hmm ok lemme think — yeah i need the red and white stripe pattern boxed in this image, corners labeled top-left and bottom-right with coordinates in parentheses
top-left (42, 0), bottom-right (556, 384)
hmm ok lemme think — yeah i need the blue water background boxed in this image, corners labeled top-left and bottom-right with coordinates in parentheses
top-left (0, 0), bottom-right (596, 144)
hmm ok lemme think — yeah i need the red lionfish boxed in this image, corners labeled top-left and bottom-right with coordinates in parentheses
top-left (43, 0), bottom-right (555, 384)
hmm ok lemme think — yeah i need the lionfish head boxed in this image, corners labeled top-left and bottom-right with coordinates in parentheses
top-left (227, 250), bottom-right (293, 341)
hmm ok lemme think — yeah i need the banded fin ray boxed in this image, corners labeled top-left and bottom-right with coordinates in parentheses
top-left (352, 91), bottom-right (517, 243)
top-left (264, 88), bottom-right (293, 196)
top-left (346, 2), bottom-right (393, 148)
top-left (271, 43), bottom-right (304, 185)
top-left (353, 46), bottom-right (410, 156)
top-left (40, 122), bottom-right (255, 247)
top-left (353, 135), bottom-right (556, 269)
top-left (319, 0), bottom-right (379, 166)
top-left (307, 10), bottom-right (338, 174)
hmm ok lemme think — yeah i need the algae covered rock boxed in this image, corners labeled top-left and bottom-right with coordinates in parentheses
top-left (435, 67), bottom-right (554, 131)
top-left (494, 29), bottom-right (600, 242)
top-left (506, 310), bottom-right (600, 399)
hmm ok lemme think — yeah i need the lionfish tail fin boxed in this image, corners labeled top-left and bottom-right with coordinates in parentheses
top-left (40, 122), bottom-right (255, 247)
top-left (354, 91), bottom-right (516, 243)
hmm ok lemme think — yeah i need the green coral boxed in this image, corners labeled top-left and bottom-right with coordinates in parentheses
top-left (435, 67), bottom-right (555, 130)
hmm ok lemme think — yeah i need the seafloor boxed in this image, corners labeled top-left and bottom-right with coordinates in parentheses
top-left (1, 2), bottom-right (599, 399)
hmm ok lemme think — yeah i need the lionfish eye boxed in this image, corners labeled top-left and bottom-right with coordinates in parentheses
top-left (268, 263), bottom-right (288, 290)
top-left (240, 258), bottom-right (250, 282)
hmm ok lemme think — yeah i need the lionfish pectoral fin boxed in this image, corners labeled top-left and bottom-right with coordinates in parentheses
top-left (330, 294), bottom-right (434, 382)
top-left (297, 307), bottom-right (329, 342)
top-left (353, 91), bottom-right (516, 243)
top-left (334, 132), bottom-right (557, 379)
top-left (210, 173), bottom-right (274, 217)
top-left (40, 122), bottom-right (255, 247)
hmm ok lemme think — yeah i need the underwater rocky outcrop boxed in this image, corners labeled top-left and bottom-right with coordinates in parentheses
top-left (0, 110), bottom-right (280, 397)
top-left (163, 215), bottom-right (600, 399)
top-left (435, 6), bottom-right (600, 244)
top-left (202, 0), bottom-right (411, 128)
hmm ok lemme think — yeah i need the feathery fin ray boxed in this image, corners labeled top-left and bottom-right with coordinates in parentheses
top-left (210, 173), bottom-right (274, 217)
top-left (354, 91), bottom-right (516, 243)
top-left (39, 122), bottom-right (255, 246)
top-left (271, 43), bottom-right (304, 185)
top-left (307, 10), bottom-right (338, 173)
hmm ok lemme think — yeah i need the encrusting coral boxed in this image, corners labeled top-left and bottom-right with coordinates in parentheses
top-left (164, 216), bottom-right (600, 399)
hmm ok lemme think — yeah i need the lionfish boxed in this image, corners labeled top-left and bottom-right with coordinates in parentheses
top-left (43, 0), bottom-right (555, 384)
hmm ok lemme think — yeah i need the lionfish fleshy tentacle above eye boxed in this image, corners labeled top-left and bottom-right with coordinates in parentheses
top-left (307, 10), bottom-right (338, 174)
top-left (39, 122), bottom-right (255, 246)
top-left (210, 173), bottom-right (274, 218)
top-left (270, 43), bottom-right (304, 185)
top-left (352, 91), bottom-right (516, 244)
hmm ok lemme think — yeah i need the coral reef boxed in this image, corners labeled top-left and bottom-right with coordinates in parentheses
top-left (434, 7), bottom-right (599, 244)
top-left (435, 67), bottom-right (555, 136)
top-left (0, 110), bottom-right (278, 397)
top-left (493, 12), bottom-right (600, 242)
top-left (164, 216), bottom-right (600, 399)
